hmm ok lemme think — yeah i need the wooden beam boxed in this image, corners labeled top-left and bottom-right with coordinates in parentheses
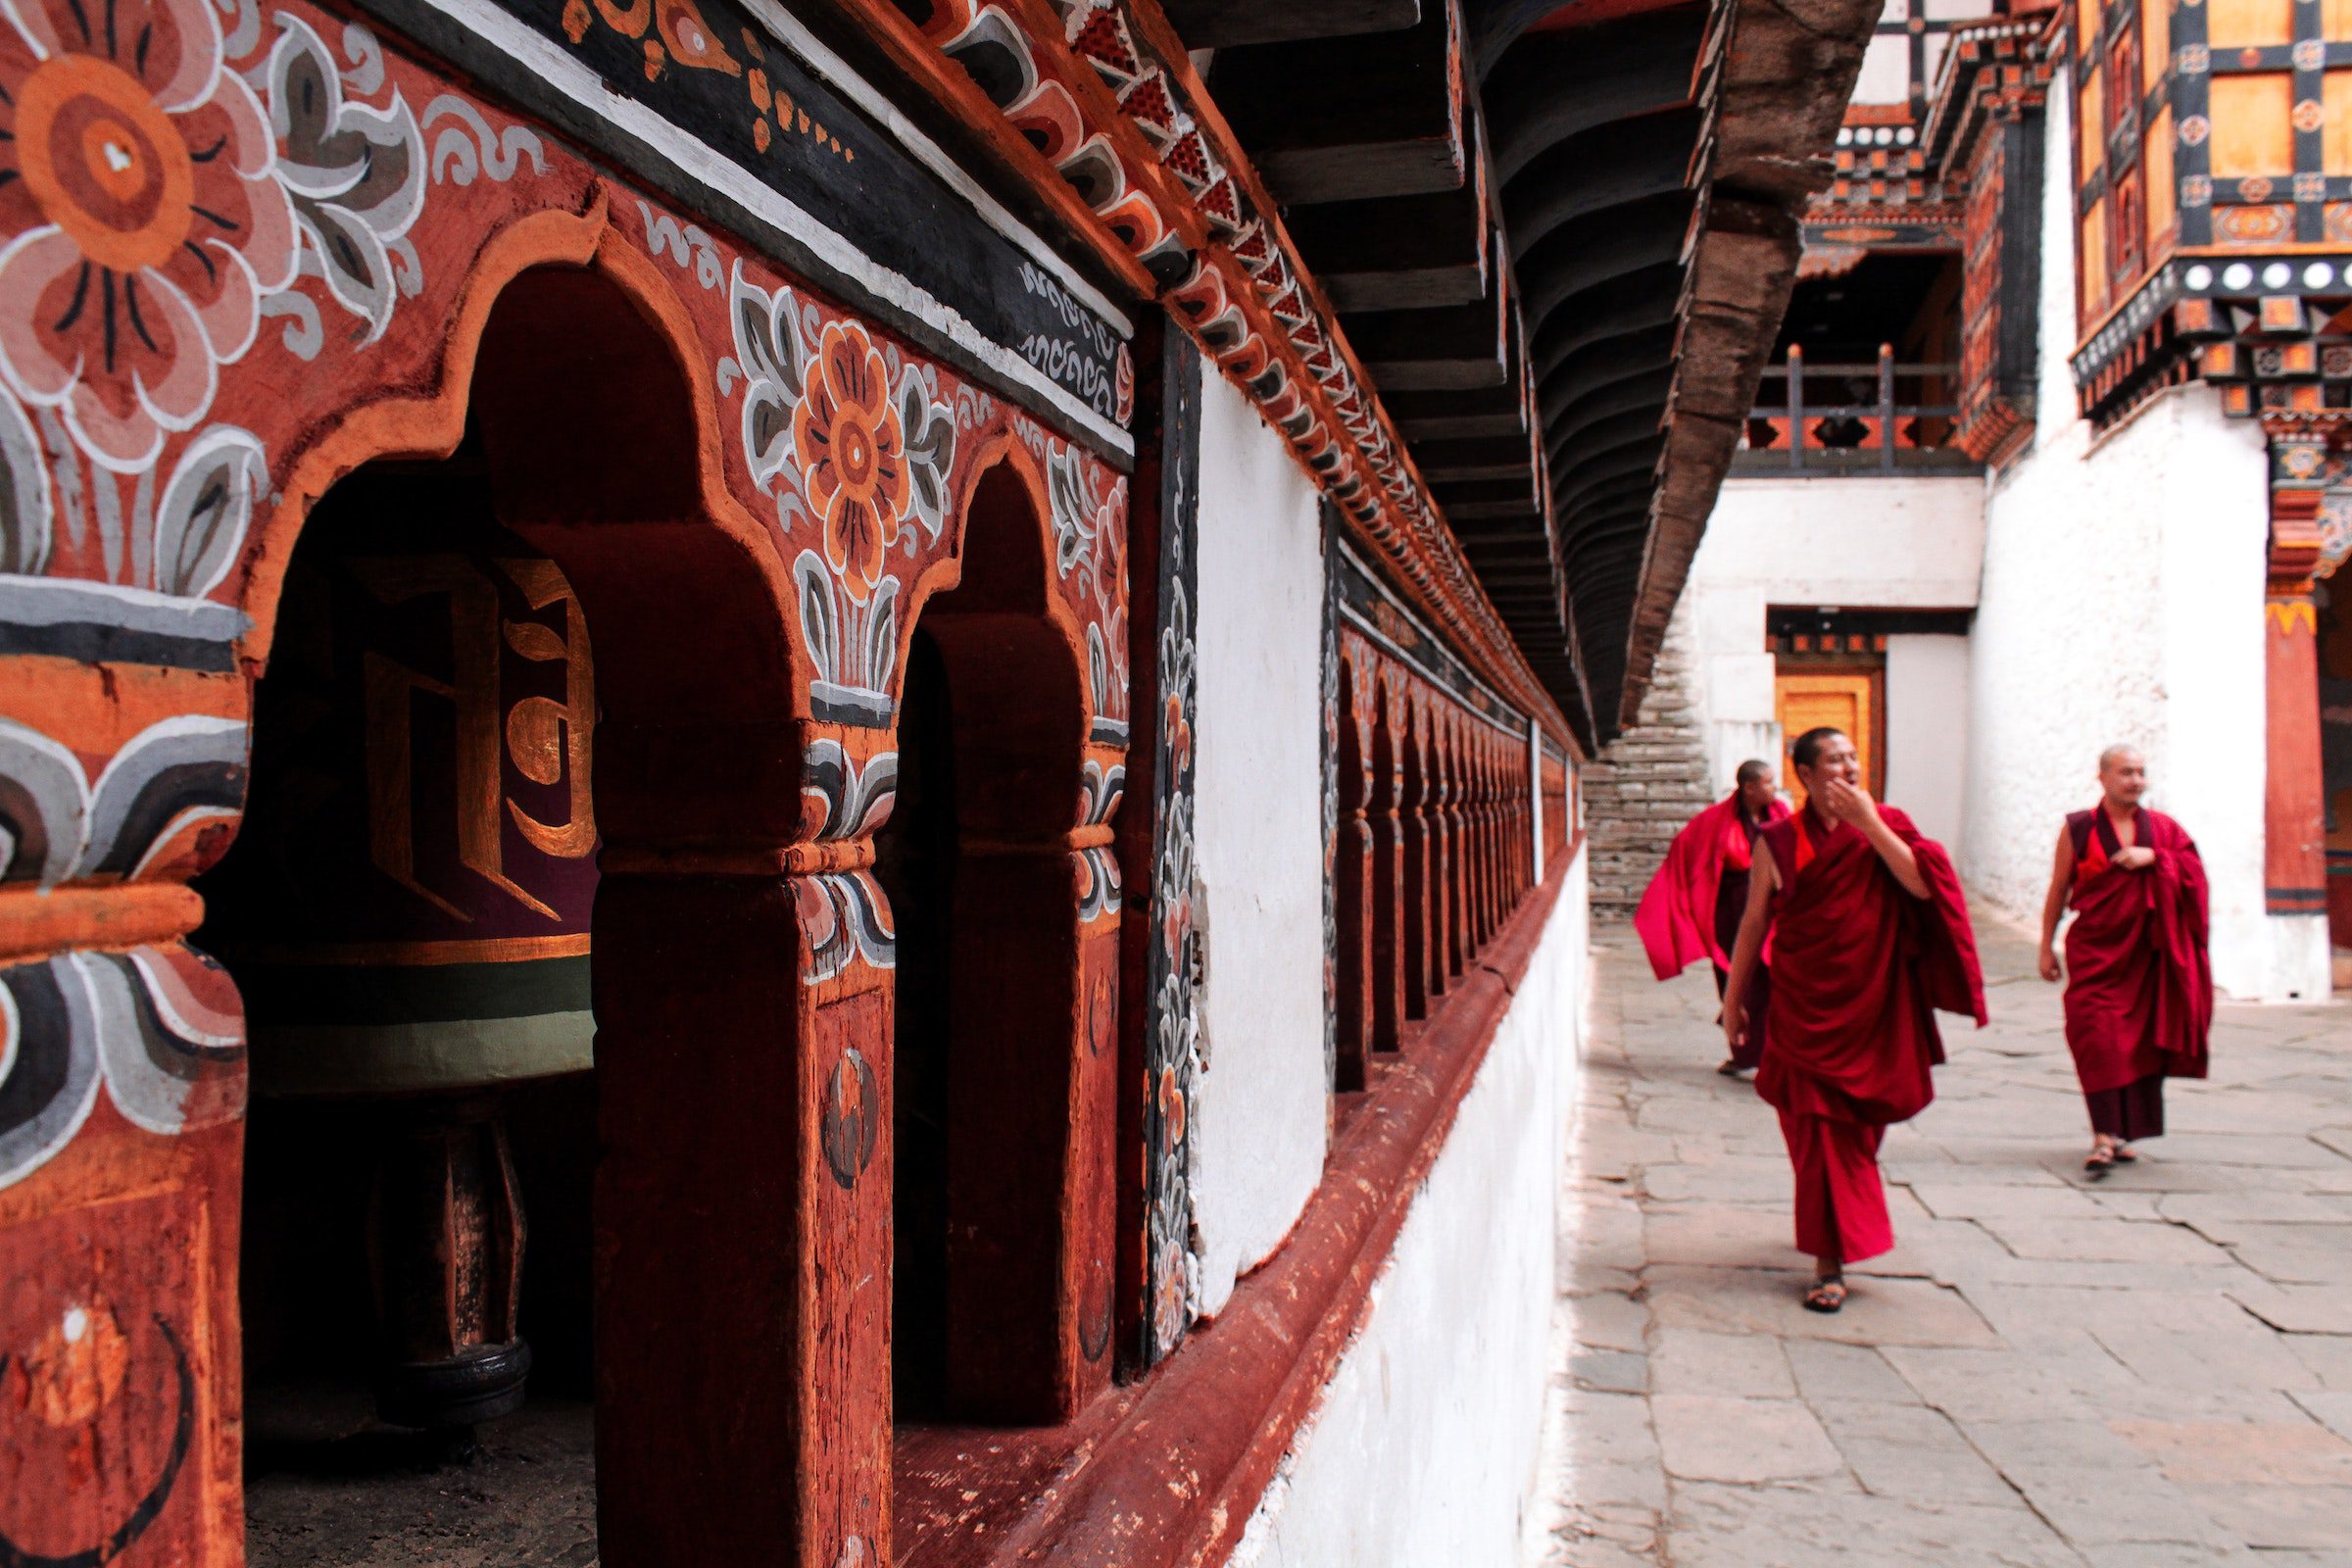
top-left (1502, 118), bottom-right (1699, 262)
top-left (1414, 434), bottom-right (1539, 481)
top-left (1432, 474), bottom-right (1539, 511)
top-left (1348, 285), bottom-right (1509, 391)
top-left (1483, 10), bottom-right (1707, 181)
top-left (1544, 365), bottom-right (1678, 450)
top-left (1386, 384), bottom-right (1528, 440)
top-left (1445, 495), bottom-right (1545, 520)
top-left (1537, 321), bottom-right (1679, 412)
top-left (1159, 0), bottom-right (1420, 50)
top-left (1213, 0), bottom-right (1466, 203)
top-left (1287, 159), bottom-right (1490, 312)
top-left (1533, 272), bottom-right (1684, 383)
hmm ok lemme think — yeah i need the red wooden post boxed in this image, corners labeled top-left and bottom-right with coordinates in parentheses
top-left (0, 663), bottom-right (251, 1568)
top-left (1445, 728), bottom-right (1470, 977)
top-left (2263, 426), bottom-right (2330, 920)
top-left (1479, 740), bottom-right (1501, 942)
top-left (1335, 663), bottom-right (1375, 1089)
top-left (1400, 718), bottom-right (1433, 1022)
top-left (1428, 732), bottom-right (1454, 998)
top-left (1369, 695), bottom-right (1406, 1056)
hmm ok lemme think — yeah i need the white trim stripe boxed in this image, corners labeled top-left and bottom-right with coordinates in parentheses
top-left (386, 0), bottom-right (1134, 455)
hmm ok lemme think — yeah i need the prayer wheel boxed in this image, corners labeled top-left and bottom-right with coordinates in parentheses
top-left (201, 472), bottom-right (597, 1434)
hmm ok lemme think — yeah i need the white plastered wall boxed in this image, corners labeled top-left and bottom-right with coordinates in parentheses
top-left (1884, 634), bottom-right (1972, 848)
top-left (1190, 368), bottom-right (1331, 1314)
top-left (1679, 473), bottom-right (1985, 827)
top-left (1962, 69), bottom-right (2323, 999)
top-left (1229, 855), bottom-right (1588, 1568)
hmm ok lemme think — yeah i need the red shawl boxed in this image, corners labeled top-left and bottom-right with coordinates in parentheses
top-left (1756, 806), bottom-right (1986, 1127)
top-left (1634, 794), bottom-right (1790, 979)
top-left (2062, 807), bottom-right (2212, 1091)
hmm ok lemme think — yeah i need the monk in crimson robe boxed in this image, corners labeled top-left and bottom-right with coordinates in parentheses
top-left (1633, 760), bottom-right (1790, 1074)
top-left (2036, 745), bottom-right (2212, 1178)
top-left (1721, 727), bottom-right (1985, 1312)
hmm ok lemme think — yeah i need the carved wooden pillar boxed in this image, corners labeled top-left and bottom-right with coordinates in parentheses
top-left (1335, 668), bottom-right (1375, 1090)
top-left (2264, 418), bottom-right (2332, 919)
top-left (588, 711), bottom-right (888, 1568)
top-left (1477, 740), bottom-right (1500, 943)
top-left (1445, 730), bottom-right (1470, 976)
top-left (1424, 730), bottom-right (1451, 1001)
top-left (1368, 697), bottom-right (1405, 1056)
top-left (0, 659), bottom-right (250, 1568)
top-left (1515, 748), bottom-right (1533, 899)
top-left (1499, 743), bottom-right (1518, 909)
top-left (940, 839), bottom-right (1120, 1416)
top-left (1458, 733), bottom-right (1477, 958)
top-left (1400, 721), bottom-right (1432, 1022)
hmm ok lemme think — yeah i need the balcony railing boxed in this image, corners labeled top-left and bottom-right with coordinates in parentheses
top-left (1734, 345), bottom-right (1980, 474)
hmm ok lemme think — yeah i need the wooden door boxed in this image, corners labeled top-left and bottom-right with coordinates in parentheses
top-left (1776, 667), bottom-right (1884, 806)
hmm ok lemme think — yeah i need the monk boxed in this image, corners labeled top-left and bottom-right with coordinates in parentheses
top-left (2036, 745), bottom-right (2212, 1178)
top-left (1721, 727), bottom-right (1985, 1312)
top-left (1633, 760), bottom-right (1789, 1074)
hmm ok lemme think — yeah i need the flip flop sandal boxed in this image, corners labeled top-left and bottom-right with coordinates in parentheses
top-left (2082, 1151), bottom-right (2114, 1181)
top-left (1716, 1059), bottom-right (1747, 1077)
top-left (1803, 1276), bottom-right (1847, 1314)
top-left (2111, 1146), bottom-right (2138, 1163)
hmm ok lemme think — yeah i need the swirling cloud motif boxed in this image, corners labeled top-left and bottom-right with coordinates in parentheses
top-left (0, 383), bottom-right (52, 577)
top-left (0, 712), bottom-right (248, 888)
top-left (795, 870), bottom-right (895, 986)
top-left (802, 739), bottom-right (898, 843)
top-left (1077, 759), bottom-right (1125, 922)
top-left (727, 263), bottom-right (808, 494)
top-left (0, 945), bottom-right (246, 1189)
top-left (150, 424), bottom-right (266, 600)
top-left (263, 17), bottom-right (427, 341)
top-left (0, 709), bottom-right (251, 1185)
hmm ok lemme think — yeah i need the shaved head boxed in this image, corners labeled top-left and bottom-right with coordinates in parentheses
top-left (2098, 744), bottom-right (2148, 809)
top-left (1736, 759), bottom-right (1773, 786)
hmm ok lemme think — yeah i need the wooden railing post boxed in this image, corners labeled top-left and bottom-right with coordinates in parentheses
top-left (1879, 342), bottom-right (1897, 472)
top-left (1787, 343), bottom-right (1806, 471)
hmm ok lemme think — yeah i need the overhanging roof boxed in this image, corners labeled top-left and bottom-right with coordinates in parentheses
top-left (1183, 0), bottom-right (1881, 743)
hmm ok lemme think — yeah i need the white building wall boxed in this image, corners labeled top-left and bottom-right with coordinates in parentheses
top-left (1680, 473), bottom-right (1984, 807)
top-left (1884, 633), bottom-right (1971, 848)
top-left (1962, 71), bottom-right (2321, 999)
top-left (1191, 368), bottom-right (1331, 1315)
top-left (1230, 854), bottom-right (1588, 1568)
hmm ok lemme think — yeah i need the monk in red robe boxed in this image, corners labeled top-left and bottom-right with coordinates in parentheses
top-left (2036, 745), bottom-right (2212, 1178)
top-left (1633, 760), bottom-right (1789, 1074)
top-left (1721, 727), bottom-right (1985, 1312)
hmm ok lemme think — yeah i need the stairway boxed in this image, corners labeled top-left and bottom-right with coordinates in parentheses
top-left (1585, 625), bottom-right (1715, 918)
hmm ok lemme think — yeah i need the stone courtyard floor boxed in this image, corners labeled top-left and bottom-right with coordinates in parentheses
top-left (1530, 913), bottom-right (2352, 1567)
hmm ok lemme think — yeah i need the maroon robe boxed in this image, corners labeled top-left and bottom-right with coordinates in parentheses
top-left (2063, 807), bottom-right (2211, 1140)
top-left (1635, 794), bottom-right (1789, 1067)
top-left (1756, 805), bottom-right (1986, 1262)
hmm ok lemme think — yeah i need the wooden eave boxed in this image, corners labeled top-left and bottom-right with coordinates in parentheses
top-left (827, 0), bottom-right (1870, 747)
top-left (828, 0), bottom-right (1572, 741)
top-left (1613, 0), bottom-right (1883, 735)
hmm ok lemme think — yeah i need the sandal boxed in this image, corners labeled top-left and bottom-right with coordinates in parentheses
top-left (2082, 1149), bottom-right (2114, 1181)
top-left (2111, 1145), bottom-right (2138, 1164)
top-left (1803, 1275), bottom-right (1847, 1314)
top-left (1717, 1059), bottom-right (1748, 1077)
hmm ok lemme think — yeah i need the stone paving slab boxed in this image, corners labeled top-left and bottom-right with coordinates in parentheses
top-left (1528, 915), bottom-right (2352, 1568)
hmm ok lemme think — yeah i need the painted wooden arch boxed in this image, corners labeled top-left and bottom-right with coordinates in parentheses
top-left (0, 4), bottom-right (1133, 1563)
